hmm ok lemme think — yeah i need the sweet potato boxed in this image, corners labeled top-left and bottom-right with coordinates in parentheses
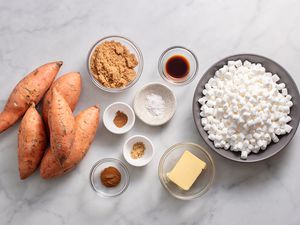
top-left (42, 72), bottom-right (82, 128)
top-left (18, 104), bottom-right (46, 179)
top-left (0, 61), bottom-right (62, 133)
top-left (48, 89), bottom-right (75, 165)
top-left (62, 105), bottom-right (100, 171)
top-left (40, 105), bottom-right (100, 179)
top-left (39, 147), bottom-right (63, 179)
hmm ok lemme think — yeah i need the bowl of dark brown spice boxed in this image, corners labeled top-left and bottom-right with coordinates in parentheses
top-left (87, 35), bottom-right (143, 93)
top-left (89, 158), bottom-right (130, 197)
top-left (103, 102), bottom-right (135, 134)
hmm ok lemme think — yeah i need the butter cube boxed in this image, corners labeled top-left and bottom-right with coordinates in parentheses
top-left (167, 151), bottom-right (206, 191)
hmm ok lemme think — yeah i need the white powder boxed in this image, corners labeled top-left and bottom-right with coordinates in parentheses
top-left (145, 93), bottom-right (166, 117)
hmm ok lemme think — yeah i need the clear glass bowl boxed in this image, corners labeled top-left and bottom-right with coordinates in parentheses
top-left (158, 143), bottom-right (215, 200)
top-left (89, 158), bottom-right (130, 197)
top-left (158, 46), bottom-right (198, 85)
top-left (87, 35), bottom-right (144, 93)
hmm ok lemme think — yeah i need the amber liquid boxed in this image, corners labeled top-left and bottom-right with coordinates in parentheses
top-left (165, 55), bottom-right (190, 79)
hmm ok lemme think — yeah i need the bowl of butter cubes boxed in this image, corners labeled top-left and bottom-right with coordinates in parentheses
top-left (193, 54), bottom-right (300, 162)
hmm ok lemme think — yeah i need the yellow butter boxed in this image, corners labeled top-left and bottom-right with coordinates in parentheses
top-left (167, 151), bottom-right (206, 191)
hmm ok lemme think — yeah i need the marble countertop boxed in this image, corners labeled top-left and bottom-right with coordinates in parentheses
top-left (1, 0), bottom-right (300, 224)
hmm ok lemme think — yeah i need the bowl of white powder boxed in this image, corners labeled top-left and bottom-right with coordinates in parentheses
top-left (134, 83), bottom-right (176, 126)
top-left (193, 54), bottom-right (300, 162)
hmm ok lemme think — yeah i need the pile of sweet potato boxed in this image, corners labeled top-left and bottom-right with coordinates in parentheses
top-left (0, 61), bottom-right (100, 179)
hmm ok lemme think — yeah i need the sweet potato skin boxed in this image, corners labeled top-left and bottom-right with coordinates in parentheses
top-left (0, 61), bottom-right (62, 133)
top-left (39, 147), bottom-right (63, 179)
top-left (40, 105), bottom-right (100, 179)
top-left (48, 89), bottom-right (75, 165)
top-left (42, 72), bottom-right (81, 127)
top-left (18, 104), bottom-right (47, 179)
top-left (64, 105), bottom-right (100, 170)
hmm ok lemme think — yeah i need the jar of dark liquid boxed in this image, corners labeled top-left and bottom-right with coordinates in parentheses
top-left (158, 46), bottom-right (198, 85)
top-left (165, 55), bottom-right (190, 80)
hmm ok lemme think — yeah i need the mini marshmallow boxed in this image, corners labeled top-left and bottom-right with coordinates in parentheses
top-left (286, 95), bottom-right (292, 101)
top-left (281, 88), bottom-right (288, 96)
top-left (206, 100), bottom-right (215, 107)
top-left (241, 151), bottom-right (248, 159)
top-left (271, 134), bottom-right (279, 143)
top-left (272, 74), bottom-right (280, 82)
top-left (219, 67), bottom-right (227, 74)
top-left (217, 108), bottom-right (224, 113)
top-left (229, 66), bottom-right (236, 73)
top-left (244, 60), bottom-right (251, 68)
top-left (261, 144), bottom-right (267, 150)
top-left (199, 60), bottom-right (293, 159)
top-left (228, 61), bottom-right (235, 67)
top-left (253, 145), bottom-right (260, 153)
top-left (257, 67), bottom-right (266, 74)
top-left (253, 133), bottom-right (261, 140)
top-left (224, 144), bottom-right (230, 150)
top-left (277, 83), bottom-right (285, 90)
top-left (208, 134), bottom-right (215, 140)
top-left (275, 129), bottom-right (283, 136)
top-left (215, 143), bottom-right (221, 148)
top-left (235, 60), bottom-right (243, 67)
top-left (286, 101), bottom-right (293, 107)
top-left (198, 97), bottom-right (207, 105)
top-left (284, 124), bottom-right (292, 133)
top-left (201, 118), bottom-right (208, 126)
top-left (285, 116), bottom-right (292, 123)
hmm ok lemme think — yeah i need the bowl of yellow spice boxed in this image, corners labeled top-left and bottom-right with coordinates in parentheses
top-left (123, 135), bottom-right (154, 167)
top-left (87, 35), bottom-right (143, 93)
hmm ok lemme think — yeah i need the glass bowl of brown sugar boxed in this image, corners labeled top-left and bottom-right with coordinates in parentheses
top-left (87, 35), bottom-right (144, 93)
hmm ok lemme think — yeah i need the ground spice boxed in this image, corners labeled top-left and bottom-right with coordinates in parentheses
top-left (90, 41), bottom-right (138, 88)
top-left (130, 142), bottom-right (145, 159)
top-left (113, 111), bottom-right (128, 128)
top-left (100, 167), bottom-right (121, 188)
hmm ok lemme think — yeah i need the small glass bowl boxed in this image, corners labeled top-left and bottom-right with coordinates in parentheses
top-left (87, 35), bottom-right (144, 93)
top-left (158, 143), bottom-right (215, 200)
top-left (89, 158), bottom-right (130, 198)
top-left (158, 46), bottom-right (198, 85)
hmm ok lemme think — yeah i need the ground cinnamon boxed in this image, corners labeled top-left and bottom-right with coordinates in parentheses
top-left (100, 167), bottom-right (121, 187)
top-left (113, 111), bottom-right (128, 128)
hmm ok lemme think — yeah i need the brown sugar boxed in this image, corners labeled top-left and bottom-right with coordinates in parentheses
top-left (90, 41), bottom-right (138, 88)
top-left (113, 111), bottom-right (128, 128)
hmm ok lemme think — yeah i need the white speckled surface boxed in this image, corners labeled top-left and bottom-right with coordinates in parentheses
top-left (0, 0), bottom-right (300, 225)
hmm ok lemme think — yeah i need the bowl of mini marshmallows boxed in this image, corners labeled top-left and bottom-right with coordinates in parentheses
top-left (193, 54), bottom-right (300, 162)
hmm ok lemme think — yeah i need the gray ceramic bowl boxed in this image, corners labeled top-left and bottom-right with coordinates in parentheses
top-left (193, 54), bottom-right (300, 163)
